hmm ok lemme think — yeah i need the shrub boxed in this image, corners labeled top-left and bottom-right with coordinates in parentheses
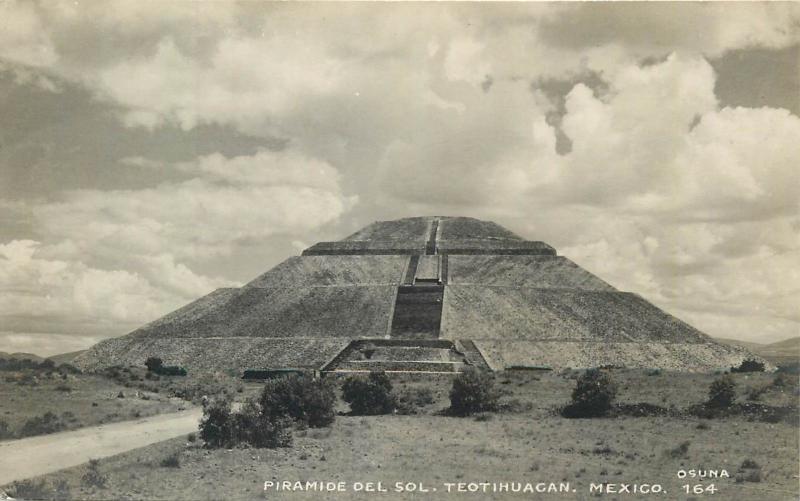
top-left (8, 479), bottom-right (51, 499)
top-left (259, 375), bottom-right (335, 428)
top-left (238, 401), bottom-right (292, 448)
top-left (53, 479), bottom-right (71, 500)
top-left (199, 396), bottom-right (293, 449)
top-left (708, 375), bottom-right (736, 408)
top-left (667, 440), bottom-right (691, 458)
top-left (0, 419), bottom-right (12, 440)
top-left (449, 368), bottom-right (500, 416)
top-left (81, 459), bottom-right (107, 489)
top-left (736, 459), bottom-right (762, 483)
top-left (396, 387), bottom-right (435, 414)
top-left (746, 386), bottom-right (767, 401)
top-left (144, 357), bottom-right (186, 376)
top-left (199, 397), bottom-right (234, 448)
top-left (731, 359), bottom-right (765, 373)
top-left (58, 363), bottom-right (81, 374)
top-left (771, 373), bottom-right (794, 388)
top-left (55, 383), bottom-right (72, 392)
top-left (187, 432), bottom-right (197, 442)
top-left (158, 365), bottom-right (187, 376)
top-left (145, 357), bottom-right (163, 373)
top-left (561, 369), bottom-right (617, 418)
top-left (342, 372), bottom-right (397, 415)
top-left (19, 411), bottom-right (66, 437)
top-left (160, 452), bottom-right (181, 468)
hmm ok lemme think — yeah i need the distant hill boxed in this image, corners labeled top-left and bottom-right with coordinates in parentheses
top-left (757, 337), bottom-right (800, 357)
top-left (0, 350), bottom-right (87, 364)
top-left (47, 350), bottom-right (87, 365)
top-left (0, 351), bottom-right (45, 362)
top-left (714, 338), bottom-right (764, 351)
top-left (714, 337), bottom-right (799, 366)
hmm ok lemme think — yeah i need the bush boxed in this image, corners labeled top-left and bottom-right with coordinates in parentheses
top-left (160, 452), bottom-right (181, 468)
top-left (0, 418), bottom-right (12, 440)
top-left (58, 363), bottom-right (81, 374)
top-left (237, 401), bottom-right (292, 448)
top-left (731, 359), bottom-right (765, 373)
top-left (396, 387), bottom-right (435, 414)
top-left (561, 369), bottom-right (617, 418)
top-left (55, 383), bottom-right (72, 392)
top-left (708, 375), bottom-right (736, 408)
top-left (8, 479), bottom-right (51, 499)
top-left (342, 372), bottom-right (397, 415)
top-left (449, 368), bottom-right (499, 416)
top-left (736, 459), bottom-right (762, 483)
top-left (746, 386), bottom-right (767, 401)
top-left (199, 398), bottom-right (234, 448)
top-left (145, 357), bottom-right (163, 373)
top-left (53, 479), bottom-right (71, 500)
top-left (199, 396), bottom-right (293, 449)
top-left (771, 373), bottom-right (794, 388)
top-left (259, 375), bottom-right (335, 428)
top-left (19, 411), bottom-right (66, 437)
top-left (667, 440), bottom-right (691, 458)
top-left (81, 459), bottom-right (107, 489)
top-left (158, 365), bottom-right (187, 376)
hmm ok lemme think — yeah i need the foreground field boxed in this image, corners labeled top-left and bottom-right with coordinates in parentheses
top-left (5, 369), bottom-right (798, 501)
top-left (0, 369), bottom-right (187, 439)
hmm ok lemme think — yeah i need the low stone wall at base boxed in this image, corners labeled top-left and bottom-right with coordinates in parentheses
top-left (72, 337), bottom-right (351, 374)
top-left (475, 340), bottom-right (768, 372)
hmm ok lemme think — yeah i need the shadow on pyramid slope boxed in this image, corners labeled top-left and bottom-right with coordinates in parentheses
top-left (74, 216), bottom-right (761, 374)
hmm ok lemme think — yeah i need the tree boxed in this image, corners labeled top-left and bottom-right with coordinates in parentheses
top-left (259, 374), bottom-right (336, 427)
top-left (145, 357), bottom-right (163, 373)
top-left (708, 375), bottom-right (736, 408)
top-left (449, 368), bottom-right (499, 416)
top-left (342, 372), bottom-right (397, 415)
top-left (562, 368), bottom-right (617, 418)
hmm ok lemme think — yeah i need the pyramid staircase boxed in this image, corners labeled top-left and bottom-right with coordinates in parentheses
top-left (455, 340), bottom-right (491, 370)
top-left (321, 339), bottom-right (489, 374)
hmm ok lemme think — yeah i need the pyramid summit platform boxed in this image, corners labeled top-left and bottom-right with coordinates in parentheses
top-left (75, 216), bottom-right (756, 374)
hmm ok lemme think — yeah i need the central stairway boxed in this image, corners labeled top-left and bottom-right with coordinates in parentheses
top-left (389, 285), bottom-right (444, 339)
top-left (321, 339), bottom-right (490, 374)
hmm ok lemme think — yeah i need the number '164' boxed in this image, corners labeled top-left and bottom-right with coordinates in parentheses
top-left (683, 484), bottom-right (718, 494)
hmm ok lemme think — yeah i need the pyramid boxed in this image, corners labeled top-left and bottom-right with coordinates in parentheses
top-left (75, 216), bottom-right (756, 373)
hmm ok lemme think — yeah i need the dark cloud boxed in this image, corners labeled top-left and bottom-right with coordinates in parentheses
top-left (711, 44), bottom-right (800, 115)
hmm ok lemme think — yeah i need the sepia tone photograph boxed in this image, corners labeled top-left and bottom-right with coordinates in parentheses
top-left (0, 1), bottom-right (798, 500)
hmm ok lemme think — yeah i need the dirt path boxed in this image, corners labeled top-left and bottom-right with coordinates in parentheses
top-left (0, 408), bottom-right (203, 485)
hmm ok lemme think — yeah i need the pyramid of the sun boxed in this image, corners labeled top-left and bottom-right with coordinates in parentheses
top-left (75, 216), bottom-right (756, 373)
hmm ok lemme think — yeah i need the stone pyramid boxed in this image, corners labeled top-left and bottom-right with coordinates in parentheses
top-left (75, 216), bottom-right (754, 373)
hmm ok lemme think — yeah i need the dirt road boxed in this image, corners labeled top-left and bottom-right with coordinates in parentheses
top-left (0, 408), bottom-right (203, 485)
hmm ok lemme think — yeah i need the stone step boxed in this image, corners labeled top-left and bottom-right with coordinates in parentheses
top-left (389, 285), bottom-right (444, 339)
top-left (455, 340), bottom-right (491, 370)
top-left (332, 360), bottom-right (464, 372)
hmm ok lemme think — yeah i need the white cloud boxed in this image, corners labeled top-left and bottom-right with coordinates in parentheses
top-left (0, 149), bottom-right (356, 347)
top-left (0, 1), bottom-right (58, 67)
top-left (94, 35), bottom-right (344, 131)
top-left (35, 149), bottom-right (357, 262)
top-left (0, 239), bottom-right (186, 333)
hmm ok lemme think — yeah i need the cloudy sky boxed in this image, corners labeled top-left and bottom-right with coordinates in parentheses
top-left (0, 2), bottom-right (798, 355)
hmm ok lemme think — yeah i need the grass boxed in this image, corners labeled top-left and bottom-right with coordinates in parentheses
top-left (2, 370), bottom-right (798, 500)
top-left (0, 369), bottom-right (186, 437)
